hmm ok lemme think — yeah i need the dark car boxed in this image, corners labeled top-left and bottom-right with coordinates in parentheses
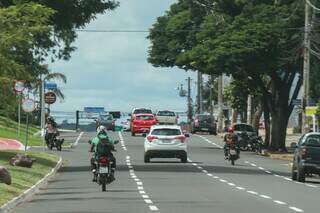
top-left (292, 133), bottom-right (320, 182)
top-left (232, 123), bottom-right (257, 136)
top-left (96, 114), bottom-right (116, 131)
top-left (191, 114), bottom-right (217, 135)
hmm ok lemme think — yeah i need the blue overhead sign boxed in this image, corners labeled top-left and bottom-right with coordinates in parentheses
top-left (45, 82), bottom-right (57, 90)
top-left (84, 107), bottom-right (105, 113)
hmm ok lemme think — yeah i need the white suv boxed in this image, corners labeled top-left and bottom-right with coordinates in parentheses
top-left (143, 125), bottom-right (189, 163)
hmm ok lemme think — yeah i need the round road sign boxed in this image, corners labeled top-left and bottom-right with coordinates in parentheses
top-left (45, 92), bottom-right (57, 105)
top-left (22, 99), bottom-right (36, 113)
top-left (14, 81), bottom-right (25, 93)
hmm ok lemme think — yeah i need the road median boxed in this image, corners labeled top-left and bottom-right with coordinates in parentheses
top-left (0, 150), bottom-right (62, 212)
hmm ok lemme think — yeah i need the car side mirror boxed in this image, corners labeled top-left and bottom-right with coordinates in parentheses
top-left (114, 140), bottom-right (120, 145)
top-left (184, 133), bottom-right (190, 138)
top-left (142, 133), bottom-right (147, 137)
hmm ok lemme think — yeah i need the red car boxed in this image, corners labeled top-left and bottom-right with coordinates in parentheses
top-left (131, 114), bottom-right (157, 136)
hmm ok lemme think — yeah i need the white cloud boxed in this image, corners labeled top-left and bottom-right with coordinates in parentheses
top-left (50, 0), bottom-right (196, 113)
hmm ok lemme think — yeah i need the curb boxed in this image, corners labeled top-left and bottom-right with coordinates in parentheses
top-left (0, 157), bottom-right (63, 213)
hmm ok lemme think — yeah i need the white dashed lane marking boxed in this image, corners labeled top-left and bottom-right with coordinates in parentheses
top-left (190, 136), bottom-right (306, 213)
top-left (119, 132), bottom-right (159, 211)
top-left (245, 161), bottom-right (319, 189)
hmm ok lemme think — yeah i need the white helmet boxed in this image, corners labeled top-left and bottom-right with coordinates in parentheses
top-left (96, 125), bottom-right (106, 134)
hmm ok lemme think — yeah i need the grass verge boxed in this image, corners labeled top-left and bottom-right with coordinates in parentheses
top-left (0, 116), bottom-right (72, 147)
top-left (0, 150), bottom-right (59, 206)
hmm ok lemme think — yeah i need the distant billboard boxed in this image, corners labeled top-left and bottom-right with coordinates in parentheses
top-left (84, 107), bottom-right (105, 113)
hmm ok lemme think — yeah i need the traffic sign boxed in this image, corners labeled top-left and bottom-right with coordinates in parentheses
top-left (44, 92), bottom-right (57, 104)
top-left (45, 82), bottom-right (57, 90)
top-left (84, 107), bottom-right (105, 113)
top-left (14, 81), bottom-right (25, 93)
top-left (22, 99), bottom-right (36, 113)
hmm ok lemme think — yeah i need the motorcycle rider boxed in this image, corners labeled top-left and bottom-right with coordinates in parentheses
top-left (89, 126), bottom-right (116, 181)
top-left (223, 127), bottom-right (240, 159)
top-left (45, 116), bottom-right (58, 146)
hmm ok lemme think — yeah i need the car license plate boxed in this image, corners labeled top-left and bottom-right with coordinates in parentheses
top-left (99, 166), bottom-right (109, 174)
top-left (230, 150), bottom-right (237, 155)
top-left (162, 139), bottom-right (171, 143)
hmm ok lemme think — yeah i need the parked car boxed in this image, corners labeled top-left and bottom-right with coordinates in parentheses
top-left (231, 123), bottom-right (257, 150)
top-left (156, 110), bottom-right (177, 125)
top-left (96, 113), bottom-right (115, 131)
top-left (131, 113), bottom-right (157, 136)
top-left (191, 114), bottom-right (217, 135)
top-left (292, 133), bottom-right (320, 182)
top-left (143, 125), bottom-right (189, 163)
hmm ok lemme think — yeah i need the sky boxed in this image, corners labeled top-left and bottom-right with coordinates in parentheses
top-left (50, 0), bottom-right (197, 113)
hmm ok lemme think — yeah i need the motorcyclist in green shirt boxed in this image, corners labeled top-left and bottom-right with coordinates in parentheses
top-left (89, 125), bottom-right (116, 181)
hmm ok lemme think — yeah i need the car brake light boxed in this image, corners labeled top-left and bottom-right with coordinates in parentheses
top-left (175, 136), bottom-right (186, 143)
top-left (147, 136), bottom-right (158, 142)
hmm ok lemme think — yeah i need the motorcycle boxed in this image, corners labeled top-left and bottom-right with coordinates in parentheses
top-left (96, 155), bottom-right (115, 192)
top-left (46, 132), bottom-right (64, 151)
top-left (226, 142), bottom-right (239, 166)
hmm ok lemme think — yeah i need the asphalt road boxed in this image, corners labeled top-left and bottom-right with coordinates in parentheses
top-left (12, 131), bottom-right (320, 213)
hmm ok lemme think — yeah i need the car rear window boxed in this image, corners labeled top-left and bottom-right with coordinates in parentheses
top-left (197, 115), bottom-right (214, 122)
top-left (151, 128), bottom-right (181, 136)
top-left (304, 135), bottom-right (320, 147)
top-left (234, 124), bottom-right (254, 132)
top-left (134, 109), bottom-right (152, 114)
top-left (157, 111), bottom-right (175, 116)
top-left (136, 115), bottom-right (154, 120)
top-left (100, 115), bottom-right (113, 121)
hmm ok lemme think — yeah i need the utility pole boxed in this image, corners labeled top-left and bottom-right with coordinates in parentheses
top-left (187, 77), bottom-right (193, 124)
top-left (218, 74), bottom-right (223, 133)
top-left (302, 1), bottom-right (311, 134)
top-left (247, 95), bottom-right (252, 125)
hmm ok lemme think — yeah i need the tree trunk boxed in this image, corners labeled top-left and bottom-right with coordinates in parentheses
top-left (232, 109), bottom-right (238, 124)
top-left (264, 110), bottom-right (271, 147)
top-left (253, 104), bottom-right (263, 135)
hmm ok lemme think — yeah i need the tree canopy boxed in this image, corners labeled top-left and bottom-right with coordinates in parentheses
top-left (148, 0), bottom-right (308, 150)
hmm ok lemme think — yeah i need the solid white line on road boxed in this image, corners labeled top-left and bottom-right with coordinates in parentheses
top-left (72, 132), bottom-right (84, 147)
top-left (289, 207), bottom-right (304, 212)
top-left (149, 205), bottom-right (159, 211)
top-left (274, 200), bottom-right (287, 205)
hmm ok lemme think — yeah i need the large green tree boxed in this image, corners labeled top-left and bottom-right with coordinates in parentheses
top-left (149, 0), bottom-right (306, 151)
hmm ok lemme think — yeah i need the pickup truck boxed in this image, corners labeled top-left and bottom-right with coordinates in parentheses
top-left (156, 110), bottom-right (177, 125)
